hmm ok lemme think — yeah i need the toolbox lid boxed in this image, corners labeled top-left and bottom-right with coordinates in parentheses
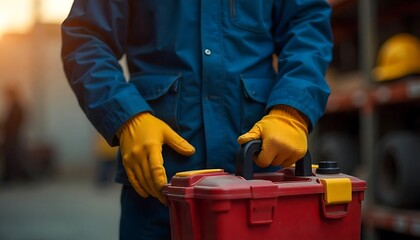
top-left (165, 169), bottom-right (366, 200)
top-left (194, 175), bottom-right (280, 199)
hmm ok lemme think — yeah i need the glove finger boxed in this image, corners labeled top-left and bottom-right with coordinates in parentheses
top-left (237, 125), bottom-right (262, 145)
top-left (157, 196), bottom-right (166, 205)
top-left (164, 128), bottom-right (195, 156)
top-left (134, 162), bottom-right (161, 198)
top-left (125, 168), bottom-right (149, 198)
top-left (280, 157), bottom-right (297, 168)
top-left (133, 162), bottom-right (153, 196)
top-left (277, 148), bottom-right (307, 167)
top-left (148, 145), bottom-right (167, 200)
top-left (136, 151), bottom-right (162, 199)
top-left (128, 146), bottom-right (159, 197)
top-left (122, 149), bottom-right (150, 198)
top-left (256, 139), bottom-right (283, 168)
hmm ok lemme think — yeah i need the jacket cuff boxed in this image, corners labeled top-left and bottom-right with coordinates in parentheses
top-left (269, 105), bottom-right (310, 131)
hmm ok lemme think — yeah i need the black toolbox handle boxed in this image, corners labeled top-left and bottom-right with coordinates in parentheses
top-left (235, 140), bottom-right (312, 180)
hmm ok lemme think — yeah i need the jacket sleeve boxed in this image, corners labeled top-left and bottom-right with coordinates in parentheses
top-left (269, 0), bottom-right (333, 129)
top-left (61, 0), bottom-right (151, 145)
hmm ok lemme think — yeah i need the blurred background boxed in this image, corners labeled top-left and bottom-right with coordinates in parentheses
top-left (311, 0), bottom-right (420, 240)
top-left (0, 0), bottom-right (419, 240)
top-left (0, 0), bottom-right (120, 239)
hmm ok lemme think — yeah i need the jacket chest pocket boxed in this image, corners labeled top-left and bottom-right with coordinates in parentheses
top-left (229, 0), bottom-right (274, 33)
top-left (240, 75), bottom-right (275, 133)
top-left (130, 73), bottom-right (182, 131)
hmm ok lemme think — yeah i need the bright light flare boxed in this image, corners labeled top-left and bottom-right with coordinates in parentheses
top-left (0, 0), bottom-right (73, 38)
top-left (40, 0), bottom-right (73, 23)
top-left (0, 0), bottom-right (34, 38)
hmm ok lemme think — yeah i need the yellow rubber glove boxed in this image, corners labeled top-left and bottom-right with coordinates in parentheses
top-left (118, 112), bottom-right (195, 203)
top-left (237, 105), bottom-right (308, 168)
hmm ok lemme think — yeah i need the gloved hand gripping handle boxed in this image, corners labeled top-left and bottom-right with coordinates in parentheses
top-left (235, 140), bottom-right (312, 180)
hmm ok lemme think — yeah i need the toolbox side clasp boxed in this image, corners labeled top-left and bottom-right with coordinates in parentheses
top-left (321, 198), bottom-right (349, 219)
top-left (248, 185), bottom-right (278, 225)
top-left (248, 197), bottom-right (277, 225)
top-left (320, 178), bottom-right (352, 219)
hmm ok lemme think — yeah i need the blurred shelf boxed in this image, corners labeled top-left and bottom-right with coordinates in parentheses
top-left (326, 89), bottom-right (366, 113)
top-left (328, 0), bottom-right (356, 10)
top-left (377, 0), bottom-right (420, 26)
top-left (326, 77), bottom-right (420, 114)
top-left (370, 78), bottom-right (420, 106)
top-left (364, 205), bottom-right (420, 237)
top-left (328, 0), bottom-right (420, 15)
top-left (329, 0), bottom-right (358, 44)
top-left (325, 71), bottom-right (366, 113)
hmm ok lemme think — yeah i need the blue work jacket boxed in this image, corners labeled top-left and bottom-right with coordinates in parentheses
top-left (62, 0), bottom-right (333, 184)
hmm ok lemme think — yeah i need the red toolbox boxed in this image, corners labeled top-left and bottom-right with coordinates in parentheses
top-left (163, 141), bottom-right (367, 240)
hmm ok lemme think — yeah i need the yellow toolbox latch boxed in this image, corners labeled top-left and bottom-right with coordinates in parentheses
top-left (175, 169), bottom-right (223, 177)
top-left (320, 178), bottom-right (352, 205)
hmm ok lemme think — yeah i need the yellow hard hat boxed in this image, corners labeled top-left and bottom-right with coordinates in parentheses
top-left (372, 33), bottom-right (420, 81)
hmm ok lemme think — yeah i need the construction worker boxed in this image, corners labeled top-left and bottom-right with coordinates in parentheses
top-left (61, 1), bottom-right (333, 239)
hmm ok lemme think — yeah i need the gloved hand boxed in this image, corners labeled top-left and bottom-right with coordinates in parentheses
top-left (118, 112), bottom-right (195, 203)
top-left (237, 105), bottom-right (308, 168)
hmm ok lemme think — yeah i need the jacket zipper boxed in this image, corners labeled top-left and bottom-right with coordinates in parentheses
top-left (230, 0), bottom-right (236, 17)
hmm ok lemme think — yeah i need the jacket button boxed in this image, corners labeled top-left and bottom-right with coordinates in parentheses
top-left (204, 49), bottom-right (212, 56)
